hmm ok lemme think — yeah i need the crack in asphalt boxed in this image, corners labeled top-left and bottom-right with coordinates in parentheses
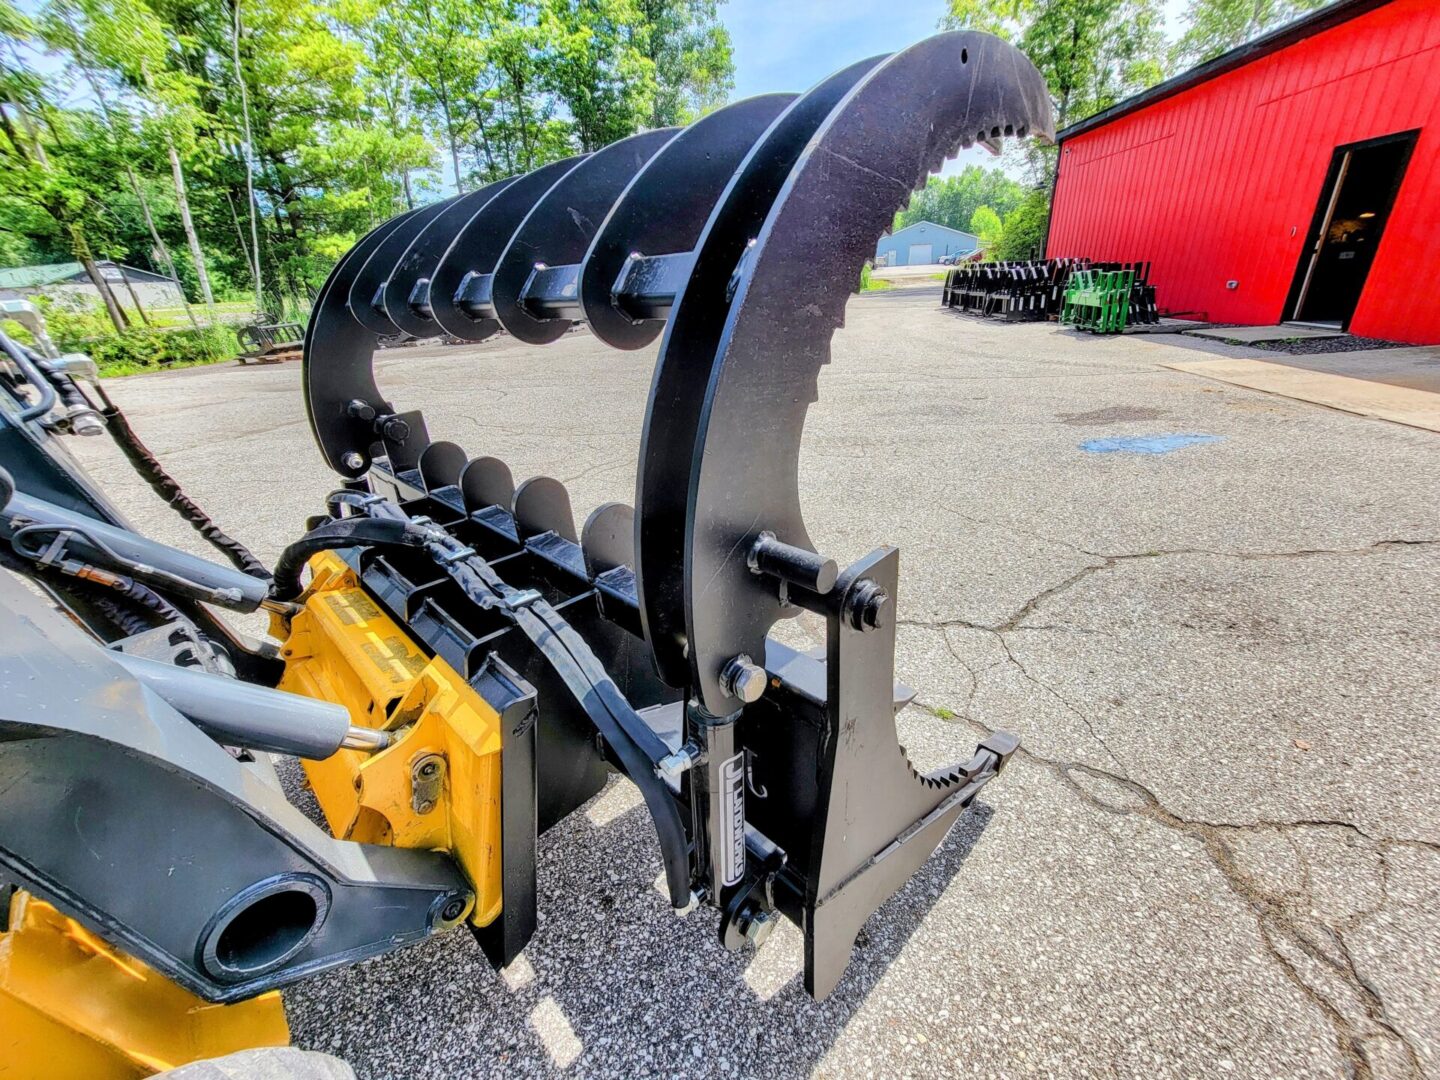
top-left (902, 540), bottom-right (1439, 778)
top-left (903, 537), bottom-right (1440, 638)
top-left (899, 535), bottom-right (1440, 1077)
top-left (926, 698), bottom-right (1427, 1080)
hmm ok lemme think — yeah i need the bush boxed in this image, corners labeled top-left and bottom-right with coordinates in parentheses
top-left (858, 262), bottom-right (892, 292)
top-left (85, 325), bottom-right (239, 376)
top-left (994, 189), bottom-right (1051, 262)
top-left (33, 295), bottom-right (116, 350)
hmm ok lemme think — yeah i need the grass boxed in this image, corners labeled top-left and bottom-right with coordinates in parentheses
top-left (99, 352), bottom-right (235, 378)
top-left (859, 264), bottom-right (894, 292)
top-left (929, 272), bottom-right (948, 281)
top-left (930, 705), bottom-right (957, 721)
top-left (143, 301), bottom-right (259, 328)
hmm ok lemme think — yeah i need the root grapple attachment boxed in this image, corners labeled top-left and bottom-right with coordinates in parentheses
top-left (0, 30), bottom-right (1052, 1011)
top-left (301, 31), bottom-right (1052, 999)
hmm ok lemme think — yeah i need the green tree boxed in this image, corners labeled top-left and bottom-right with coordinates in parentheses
top-left (0, 0), bottom-right (135, 330)
top-left (994, 189), bottom-right (1050, 259)
top-left (541, 0), bottom-right (656, 152)
top-left (970, 204), bottom-right (1004, 252)
top-left (896, 165), bottom-right (1026, 232)
top-left (635, 0), bottom-right (733, 126)
top-left (1173, 0), bottom-right (1326, 66)
top-left (359, 0), bottom-right (484, 192)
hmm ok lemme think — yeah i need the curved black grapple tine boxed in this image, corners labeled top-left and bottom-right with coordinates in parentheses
top-left (665, 31), bottom-right (1053, 997)
top-left (418, 440), bottom-right (468, 493)
top-left (634, 54), bottom-right (889, 688)
top-left (581, 501), bottom-right (635, 578)
top-left (581, 93), bottom-right (796, 350)
top-left (429, 155), bottom-right (589, 342)
top-left (304, 205), bottom-right (428, 477)
top-left (513, 477), bottom-right (578, 543)
top-left (493, 128), bottom-right (678, 345)
top-left (459, 456), bottom-right (516, 514)
top-left (348, 195), bottom-right (463, 338)
top-left (383, 177), bottom-right (519, 339)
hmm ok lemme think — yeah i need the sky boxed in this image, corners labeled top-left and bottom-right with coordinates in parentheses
top-left (719, 0), bottom-right (1193, 179)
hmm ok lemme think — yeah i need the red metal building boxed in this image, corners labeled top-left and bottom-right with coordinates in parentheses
top-left (1046, 0), bottom-right (1440, 344)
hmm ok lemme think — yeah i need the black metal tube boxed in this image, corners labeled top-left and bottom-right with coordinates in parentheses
top-left (0, 329), bottom-right (56, 422)
top-left (749, 533), bottom-right (839, 595)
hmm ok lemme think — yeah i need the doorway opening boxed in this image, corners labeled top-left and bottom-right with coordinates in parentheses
top-left (1286, 130), bottom-right (1417, 329)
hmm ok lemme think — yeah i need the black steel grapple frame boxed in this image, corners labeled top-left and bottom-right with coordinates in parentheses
top-left (0, 30), bottom-right (1053, 1005)
top-left (303, 31), bottom-right (1052, 998)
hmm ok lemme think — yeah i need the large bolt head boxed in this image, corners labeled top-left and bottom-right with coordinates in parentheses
top-left (846, 579), bottom-right (890, 632)
top-left (722, 655), bottom-right (767, 704)
top-left (380, 416), bottom-right (411, 443)
top-left (341, 451), bottom-right (365, 471)
top-left (743, 910), bottom-right (774, 948)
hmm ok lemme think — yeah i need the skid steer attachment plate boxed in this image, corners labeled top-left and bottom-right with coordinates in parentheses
top-left (295, 29), bottom-right (1053, 1000)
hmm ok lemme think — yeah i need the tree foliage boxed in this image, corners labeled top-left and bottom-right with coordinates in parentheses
top-left (895, 165), bottom-right (1025, 234)
top-left (0, 0), bottom-right (735, 325)
top-left (1172, 0), bottom-right (1327, 66)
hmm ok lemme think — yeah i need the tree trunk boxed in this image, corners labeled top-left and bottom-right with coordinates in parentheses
top-left (70, 226), bottom-right (129, 334)
top-left (167, 139), bottom-right (217, 318)
top-left (77, 54), bottom-right (201, 330)
top-left (231, 0), bottom-right (266, 316)
top-left (402, 168), bottom-right (415, 209)
top-left (116, 266), bottom-right (151, 326)
top-left (130, 172), bottom-right (199, 329)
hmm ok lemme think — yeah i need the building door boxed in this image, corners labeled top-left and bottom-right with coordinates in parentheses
top-left (907, 244), bottom-right (932, 265)
top-left (1287, 131), bottom-right (1417, 328)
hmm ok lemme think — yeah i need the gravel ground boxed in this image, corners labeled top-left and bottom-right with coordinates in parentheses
top-left (69, 288), bottom-right (1440, 1079)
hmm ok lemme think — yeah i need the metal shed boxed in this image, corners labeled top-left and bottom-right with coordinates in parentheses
top-left (1046, 0), bottom-right (1440, 345)
top-left (875, 221), bottom-right (978, 267)
top-left (0, 261), bottom-right (186, 312)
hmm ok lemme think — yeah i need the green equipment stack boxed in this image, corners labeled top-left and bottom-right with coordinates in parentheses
top-left (1061, 268), bottom-right (1135, 333)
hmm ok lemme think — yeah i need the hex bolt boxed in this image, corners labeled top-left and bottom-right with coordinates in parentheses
top-left (419, 760), bottom-right (440, 779)
top-left (341, 451), bottom-right (365, 471)
top-left (743, 909), bottom-right (775, 948)
top-left (346, 399), bottom-right (376, 421)
top-left (377, 415), bottom-right (411, 443)
top-left (845, 579), bottom-right (890, 632)
top-left (721, 654), bottom-right (767, 704)
top-left (440, 896), bottom-right (467, 923)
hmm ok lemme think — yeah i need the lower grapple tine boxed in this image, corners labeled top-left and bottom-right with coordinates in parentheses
top-left (418, 441), bottom-right (468, 494)
top-left (513, 477), bottom-right (578, 544)
top-left (459, 456), bottom-right (516, 515)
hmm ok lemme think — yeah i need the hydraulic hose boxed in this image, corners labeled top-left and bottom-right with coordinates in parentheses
top-left (88, 380), bottom-right (273, 581)
top-left (268, 515), bottom-right (431, 601)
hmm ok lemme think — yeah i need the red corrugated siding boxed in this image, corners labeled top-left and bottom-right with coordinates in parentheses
top-left (1046, 0), bottom-right (1440, 344)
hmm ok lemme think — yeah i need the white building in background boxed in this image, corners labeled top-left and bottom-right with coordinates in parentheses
top-left (0, 260), bottom-right (186, 311)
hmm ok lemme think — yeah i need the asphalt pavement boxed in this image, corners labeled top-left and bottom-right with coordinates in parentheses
top-left (70, 289), bottom-right (1440, 1079)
